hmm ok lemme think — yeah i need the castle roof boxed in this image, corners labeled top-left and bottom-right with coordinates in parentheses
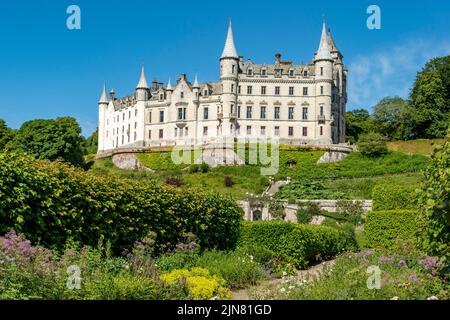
top-left (315, 20), bottom-right (333, 61)
top-left (98, 83), bottom-right (108, 104)
top-left (136, 65), bottom-right (149, 89)
top-left (220, 20), bottom-right (239, 59)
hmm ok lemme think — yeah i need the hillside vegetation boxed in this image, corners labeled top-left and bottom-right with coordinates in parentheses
top-left (387, 139), bottom-right (445, 155)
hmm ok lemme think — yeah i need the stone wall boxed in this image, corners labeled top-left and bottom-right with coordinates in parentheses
top-left (111, 153), bottom-right (152, 171)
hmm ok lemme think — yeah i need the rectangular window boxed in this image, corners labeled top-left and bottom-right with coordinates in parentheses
top-left (303, 87), bottom-right (308, 96)
top-left (247, 86), bottom-right (252, 94)
top-left (289, 87), bottom-right (294, 95)
top-left (237, 106), bottom-right (241, 118)
top-left (261, 86), bottom-right (266, 95)
top-left (174, 128), bottom-right (178, 137)
top-left (149, 111), bottom-right (152, 123)
top-left (148, 130), bottom-right (151, 139)
top-left (320, 126), bottom-right (323, 136)
top-left (203, 107), bottom-right (209, 120)
top-left (302, 107), bottom-right (308, 120)
top-left (134, 132), bottom-right (137, 141)
top-left (185, 127), bottom-right (188, 137)
top-left (246, 106), bottom-right (252, 119)
top-left (135, 109), bottom-right (138, 116)
top-left (159, 129), bottom-right (163, 139)
top-left (320, 67), bottom-right (324, 76)
top-left (203, 126), bottom-right (208, 136)
top-left (122, 113), bottom-right (125, 121)
top-left (289, 69), bottom-right (294, 77)
top-left (261, 126), bottom-right (266, 135)
top-left (274, 126), bottom-right (280, 136)
top-left (320, 86), bottom-right (324, 95)
top-left (320, 105), bottom-right (324, 116)
top-left (246, 126), bottom-right (252, 135)
top-left (275, 86), bottom-right (280, 95)
top-left (231, 84), bottom-right (234, 93)
top-left (274, 107), bottom-right (280, 119)
top-left (238, 86), bottom-right (241, 94)
top-left (129, 111), bottom-right (131, 119)
top-left (288, 127), bottom-right (293, 137)
top-left (177, 108), bottom-right (186, 120)
top-left (260, 106), bottom-right (266, 119)
top-left (180, 91), bottom-right (184, 99)
top-left (159, 110), bottom-right (164, 123)
top-left (134, 122), bottom-right (137, 129)
top-left (302, 127), bottom-right (308, 137)
top-left (288, 107), bottom-right (294, 120)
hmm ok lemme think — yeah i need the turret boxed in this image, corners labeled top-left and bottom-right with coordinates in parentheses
top-left (314, 20), bottom-right (334, 79)
top-left (98, 83), bottom-right (109, 152)
top-left (136, 65), bottom-right (149, 101)
top-left (219, 20), bottom-right (239, 138)
top-left (166, 78), bottom-right (173, 99)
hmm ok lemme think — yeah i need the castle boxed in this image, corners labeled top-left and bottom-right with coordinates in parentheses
top-left (97, 20), bottom-right (347, 154)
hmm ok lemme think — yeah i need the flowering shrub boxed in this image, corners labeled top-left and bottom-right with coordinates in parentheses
top-left (160, 267), bottom-right (231, 300)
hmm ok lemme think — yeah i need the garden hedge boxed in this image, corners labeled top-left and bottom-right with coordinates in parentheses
top-left (372, 182), bottom-right (417, 210)
top-left (365, 210), bottom-right (420, 249)
top-left (0, 153), bottom-right (242, 253)
top-left (238, 221), bottom-right (357, 268)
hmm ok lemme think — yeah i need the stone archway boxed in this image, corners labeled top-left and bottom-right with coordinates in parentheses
top-left (252, 210), bottom-right (262, 221)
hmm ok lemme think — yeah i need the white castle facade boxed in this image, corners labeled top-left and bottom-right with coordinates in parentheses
top-left (97, 20), bottom-right (347, 154)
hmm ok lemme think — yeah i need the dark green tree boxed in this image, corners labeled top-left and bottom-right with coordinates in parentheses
top-left (10, 117), bottom-right (85, 167)
top-left (422, 55), bottom-right (450, 107)
top-left (0, 119), bottom-right (15, 150)
top-left (84, 127), bottom-right (98, 155)
top-left (357, 132), bottom-right (388, 158)
top-left (372, 96), bottom-right (409, 140)
top-left (345, 109), bottom-right (375, 143)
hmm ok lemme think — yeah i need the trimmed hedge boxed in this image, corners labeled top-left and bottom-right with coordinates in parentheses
top-left (365, 210), bottom-right (419, 249)
top-left (372, 183), bottom-right (417, 210)
top-left (238, 221), bottom-right (357, 268)
top-left (0, 153), bottom-right (242, 253)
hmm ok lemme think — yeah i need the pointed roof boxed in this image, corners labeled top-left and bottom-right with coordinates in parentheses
top-left (98, 83), bottom-right (108, 104)
top-left (315, 20), bottom-right (333, 61)
top-left (166, 78), bottom-right (173, 90)
top-left (327, 27), bottom-right (338, 52)
top-left (193, 74), bottom-right (200, 88)
top-left (220, 20), bottom-right (238, 59)
top-left (136, 65), bottom-right (149, 89)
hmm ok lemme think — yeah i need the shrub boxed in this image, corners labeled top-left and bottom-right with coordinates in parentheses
top-left (224, 176), bottom-right (234, 187)
top-left (188, 164), bottom-right (200, 173)
top-left (199, 162), bottom-right (210, 173)
top-left (239, 221), bottom-right (357, 268)
top-left (0, 153), bottom-right (243, 253)
top-left (365, 210), bottom-right (420, 249)
top-left (160, 267), bottom-right (231, 300)
top-left (372, 183), bottom-right (417, 210)
top-left (336, 200), bottom-right (364, 217)
top-left (155, 251), bottom-right (201, 273)
top-left (236, 244), bottom-right (275, 268)
top-left (275, 180), bottom-right (348, 200)
top-left (357, 132), bottom-right (388, 158)
top-left (165, 176), bottom-right (183, 187)
top-left (296, 204), bottom-right (316, 224)
top-left (418, 132), bottom-right (450, 265)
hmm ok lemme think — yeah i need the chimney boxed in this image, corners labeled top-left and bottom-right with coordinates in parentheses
top-left (275, 53), bottom-right (281, 63)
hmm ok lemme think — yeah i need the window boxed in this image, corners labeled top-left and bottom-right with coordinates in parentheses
top-left (231, 84), bottom-right (234, 93)
top-left (203, 107), bottom-right (209, 120)
top-left (289, 69), bottom-right (294, 77)
top-left (320, 126), bottom-right (323, 136)
top-left (320, 67), bottom-right (324, 76)
top-left (149, 111), bottom-right (152, 123)
top-left (261, 86), bottom-right (266, 95)
top-left (261, 68), bottom-right (267, 76)
top-left (134, 132), bottom-right (137, 141)
top-left (204, 89), bottom-right (208, 96)
top-left (260, 106), bottom-right (266, 119)
top-left (232, 65), bottom-right (235, 74)
top-left (134, 122), bottom-right (137, 129)
top-left (159, 110), bottom-right (164, 123)
top-left (237, 106), bottom-right (241, 118)
top-left (247, 86), bottom-right (252, 94)
top-left (261, 126), bottom-right (266, 135)
top-left (238, 86), bottom-right (241, 94)
top-left (303, 87), bottom-right (308, 96)
top-left (288, 107), bottom-right (294, 120)
top-left (302, 127), bottom-right (308, 137)
top-left (246, 106), bottom-right (252, 119)
top-left (159, 129), bottom-right (163, 139)
top-left (289, 87), bottom-right (294, 95)
top-left (320, 105), bottom-right (324, 116)
top-left (203, 126), bottom-right (208, 136)
top-left (275, 86), bottom-right (280, 95)
top-left (122, 113), bottom-right (125, 121)
top-left (185, 127), bottom-right (188, 137)
top-left (159, 93), bottom-right (164, 100)
top-left (288, 127), bottom-right (293, 136)
top-left (274, 107), bottom-right (280, 119)
top-left (303, 70), bottom-right (308, 77)
top-left (247, 68), bottom-right (253, 76)
top-left (129, 111), bottom-right (131, 119)
top-left (178, 107), bottom-right (186, 120)
top-left (274, 126), bottom-right (280, 136)
top-left (181, 91), bottom-right (185, 99)
top-left (302, 107), bottom-right (308, 120)
top-left (320, 86), bottom-right (324, 95)
top-left (148, 130), bottom-right (151, 139)
top-left (246, 126), bottom-right (252, 135)
top-left (135, 109), bottom-right (138, 116)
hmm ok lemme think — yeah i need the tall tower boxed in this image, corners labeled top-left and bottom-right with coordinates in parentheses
top-left (98, 83), bottom-right (109, 152)
top-left (219, 20), bottom-right (239, 139)
top-left (136, 65), bottom-right (149, 101)
top-left (314, 20), bottom-right (334, 144)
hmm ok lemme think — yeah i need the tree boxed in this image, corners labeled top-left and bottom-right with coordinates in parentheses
top-left (422, 55), bottom-right (450, 107)
top-left (345, 109), bottom-right (375, 143)
top-left (10, 117), bottom-right (85, 167)
top-left (372, 96), bottom-right (409, 140)
top-left (84, 127), bottom-right (98, 155)
top-left (419, 130), bottom-right (450, 265)
top-left (357, 132), bottom-right (388, 158)
top-left (0, 119), bottom-right (14, 151)
top-left (410, 68), bottom-right (449, 138)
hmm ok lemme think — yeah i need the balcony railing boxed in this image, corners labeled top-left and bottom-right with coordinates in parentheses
top-left (318, 114), bottom-right (326, 124)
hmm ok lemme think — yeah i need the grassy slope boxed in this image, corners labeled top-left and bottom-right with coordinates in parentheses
top-left (387, 138), bottom-right (444, 155)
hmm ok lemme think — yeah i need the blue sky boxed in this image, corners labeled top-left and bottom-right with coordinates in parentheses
top-left (0, 0), bottom-right (449, 136)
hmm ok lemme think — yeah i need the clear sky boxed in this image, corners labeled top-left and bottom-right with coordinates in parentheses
top-left (0, 0), bottom-right (449, 136)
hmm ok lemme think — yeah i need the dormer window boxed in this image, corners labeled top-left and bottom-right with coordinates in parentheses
top-left (159, 93), bottom-right (164, 100)
top-left (275, 69), bottom-right (282, 77)
top-left (247, 68), bottom-right (253, 76)
top-left (204, 89), bottom-right (208, 96)
top-left (261, 68), bottom-right (267, 76)
top-left (303, 70), bottom-right (308, 77)
top-left (289, 69), bottom-right (294, 77)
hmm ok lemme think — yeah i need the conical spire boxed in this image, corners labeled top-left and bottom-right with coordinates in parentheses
top-left (220, 20), bottom-right (238, 59)
top-left (136, 65), bottom-right (149, 89)
top-left (327, 27), bottom-right (338, 52)
top-left (166, 78), bottom-right (173, 90)
top-left (315, 19), bottom-right (332, 61)
top-left (98, 82), bottom-right (108, 104)
top-left (193, 74), bottom-right (200, 88)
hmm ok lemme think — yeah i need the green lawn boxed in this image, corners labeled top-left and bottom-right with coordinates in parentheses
top-left (387, 138), bottom-right (444, 156)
